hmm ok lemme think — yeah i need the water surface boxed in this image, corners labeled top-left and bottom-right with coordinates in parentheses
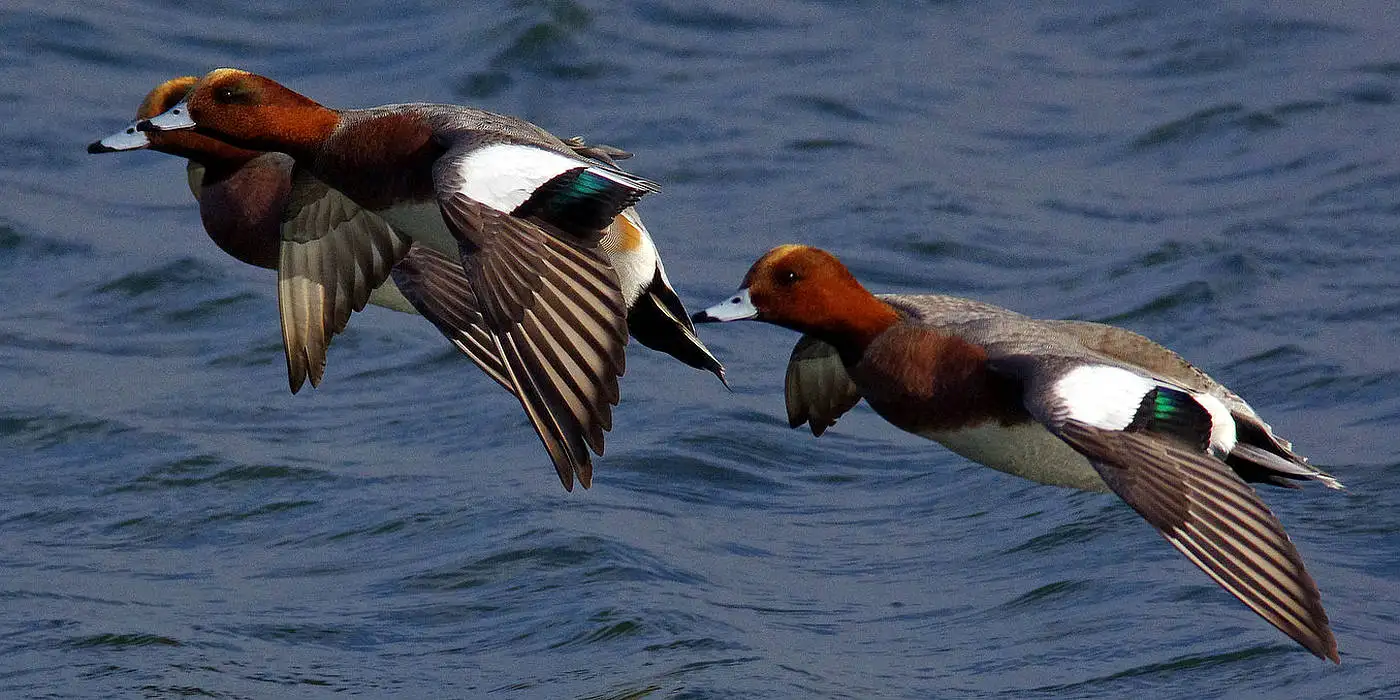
top-left (3, 1), bottom-right (1399, 697)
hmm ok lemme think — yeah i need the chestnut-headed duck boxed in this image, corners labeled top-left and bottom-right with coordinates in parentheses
top-left (694, 244), bottom-right (1342, 662)
top-left (90, 77), bottom-right (512, 393)
top-left (138, 68), bottom-right (724, 490)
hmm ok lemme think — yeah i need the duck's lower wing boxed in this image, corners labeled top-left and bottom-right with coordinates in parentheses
top-left (279, 171), bottom-right (412, 393)
top-left (1057, 420), bottom-right (1338, 662)
top-left (784, 335), bottom-right (862, 437)
top-left (440, 194), bottom-right (627, 491)
top-left (389, 245), bottom-right (510, 391)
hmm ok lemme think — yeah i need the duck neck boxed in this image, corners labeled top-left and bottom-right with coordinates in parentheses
top-left (307, 110), bottom-right (442, 208)
top-left (813, 293), bottom-right (902, 367)
top-left (191, 151), bottom-right (259, 186)
top-left (196, 101), bottom-right (340, 163)
top-left (265, 105), bottom-right (340, 160)
top-left (155, 139), bottom-right (259, 181)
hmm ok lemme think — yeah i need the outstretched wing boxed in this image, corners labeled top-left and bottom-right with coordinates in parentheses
top-left (440, 194), bottom-right (628, 491)
top-left (1042, 319), bottom-right (1341, 490)
top-left (1058, 421), bottom-right (1337, 662)
top-left (983, 336), bottom-right (1337, 662)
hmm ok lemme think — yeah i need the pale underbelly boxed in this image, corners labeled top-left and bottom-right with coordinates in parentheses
top-left (919, 422), bottom-right (1110, 493)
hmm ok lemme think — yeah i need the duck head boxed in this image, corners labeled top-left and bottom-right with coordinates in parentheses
top-left (137, 68), bottom-right (336, 157)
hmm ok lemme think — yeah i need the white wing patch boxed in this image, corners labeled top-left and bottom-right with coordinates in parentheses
top-left (1196, 392), bottom-right (1239, 457)
top-left (455, 143), bottom-right (583, 213)
top-left (1054, 365), bottom-right (1154, 430)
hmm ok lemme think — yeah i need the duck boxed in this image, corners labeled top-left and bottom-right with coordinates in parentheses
top-left (89, 77), bottom-right (511, 393)
top-left (136, 68), bottom-right (724, 490)
top-left (693, 244), bottom-right (1342, 662)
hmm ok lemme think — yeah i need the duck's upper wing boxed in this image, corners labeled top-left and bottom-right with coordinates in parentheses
top-left (1041, 320), bottom-right (1214, 389)
top-left (430, 133), bottom-right (658, 242)
top-left (986, 343), bottom-right (1337, 662)
top-left (278, 169), bottom-right (413, 393)
top-left (1044, 320), bottom-right (1340, 490)
top-left (437, 194), bottom-right (629, 491)
top-left (784, 335), bottom-right (862, 437)
top-left (430, 137), bottom-right (661, 490)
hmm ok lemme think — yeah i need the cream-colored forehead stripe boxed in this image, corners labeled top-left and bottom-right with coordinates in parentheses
top-left (749, 244), bottom-right (809, 278)
top-left (761, 244), bottom-right (807, 265)
top-left (207, 67), bottom-right (252, 80)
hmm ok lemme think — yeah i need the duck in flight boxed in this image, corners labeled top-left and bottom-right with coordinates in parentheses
top-left (131, 69), bottom-right (723, 490)
top-left (694, 244), bottom-right (1342, 661)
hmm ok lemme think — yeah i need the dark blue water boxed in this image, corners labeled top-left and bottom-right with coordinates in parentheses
top-left (4, 1), bottom-right (1398, 697)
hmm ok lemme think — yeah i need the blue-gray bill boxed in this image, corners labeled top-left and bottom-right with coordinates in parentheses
top-left (137, 100), bottom-right (196, 132)
top-left (692, 288), bottom-right (757, 323)
top-left (87, 120), bottom-right (149, 153)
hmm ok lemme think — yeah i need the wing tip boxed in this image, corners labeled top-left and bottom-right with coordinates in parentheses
top-left (1058, 420), bottom-right (1338, 662)
top-left (1321, 637), bottom-right (1341, 664)
top-left (1298, 624), bottom-right (1340, 663)
top-left (285, 351), bottom-right (310, 394)
top-left (1316, 472), bottom-right (1346, 491)
top-left (787, 410), bottom-right (833, 437)
top-left (550, 457), bottom-right (593, 492)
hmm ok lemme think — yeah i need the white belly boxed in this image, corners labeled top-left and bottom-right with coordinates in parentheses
top-left (921, 422), bottom-right (1110, 493)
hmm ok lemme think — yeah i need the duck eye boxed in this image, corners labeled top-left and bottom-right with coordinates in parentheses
top-left (215, 87), bottom-right (236, 103)
top-left (778, 269), bottom-right (800, 286)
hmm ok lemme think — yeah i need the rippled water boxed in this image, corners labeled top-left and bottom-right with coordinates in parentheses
top-left (4, 1), bottom-right (1400, 697)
